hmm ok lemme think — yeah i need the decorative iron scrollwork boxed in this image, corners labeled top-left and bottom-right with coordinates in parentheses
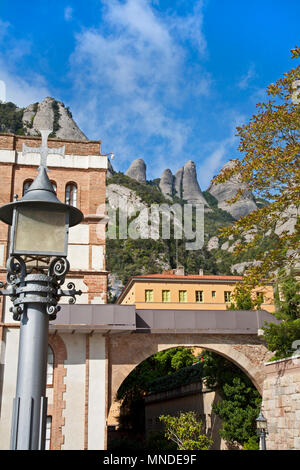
top-left (0, 255), bottom-right (81, 321)
top-left (49, 257), bottom-right (70, 279)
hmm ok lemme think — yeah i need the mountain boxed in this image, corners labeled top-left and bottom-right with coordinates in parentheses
top-left (122, 157), bottom-right (257, 217)
top-left (0, 97), bottom-right (286, 298)
top-left (207, 160), bottom-right (257, 219)
top-left (105, 170), bottom-right (275, 299)
top-left (0, 97), bottom-right (87, 140)
top-left (125, 158), bottom-right (146, 183)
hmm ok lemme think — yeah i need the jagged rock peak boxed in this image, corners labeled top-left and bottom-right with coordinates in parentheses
top-left (125, 158), bottom-right (146, 183)
top-left (174, 168), bottom-right (183, 199)
top-left (159, 169), bottom-right (173, 200)
top-left (22, 96), bottom-right (88, 141)
top-left (207, 159), bottom-right (257, 219)
top-left (107, 159), bottom-right (115, 179)
top-left (181, 160), bottom-right (208, 206)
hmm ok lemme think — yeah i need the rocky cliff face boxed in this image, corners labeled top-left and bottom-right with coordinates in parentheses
top-left (181, 160), bottom-right (209, 206)
top-left (125, 158), bottom-right (147, 183)
top-left (107, 159), bottom-right (115, 179)
top-left (174, 168), bottom-right (183, 199)
top-left (22, 97), bottom-right (87, 141)
top-left (159, 169), bottom-right (173, 200)
top-left (125, 158), bottom-right (209, 207)
top-left (3, 96), bottom-right (258, 222)
top-left (207, 159), bottom-right (257, 219)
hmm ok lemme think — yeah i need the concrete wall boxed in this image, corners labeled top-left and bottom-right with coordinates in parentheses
top-left (0, 330), bottom-right (107, 450)
top-left (61, 334), bottom-right (86, 450)
top-left (145, 382), bottom-right (225, 450)
top-left (0, 328), bottom-right (19, 449)
top-left (88, 334), bottom-right (107, 449)
top-left (262, 356), bottom-right (300, 450)
top-left (58, 333), bottom-right (107, 450)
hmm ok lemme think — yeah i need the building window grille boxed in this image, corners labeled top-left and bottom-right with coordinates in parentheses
top-left (195, 290), bottom-right (203, 302)
top-left (65, 183), bottom-right (77, 207)
top-left (47, 345), bottom-right (54, 386)
top-left (162, 290), bottom-right (170, 302)
top-left (145, 289), bottom-right (153, 302)
top-left (45, 416), bottom-right (52, 450)
top-left (179, 290), bottom-right (187, 302)
top-left (224, 291), bottom-right (231, 303)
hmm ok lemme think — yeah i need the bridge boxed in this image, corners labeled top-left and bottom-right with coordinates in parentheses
top-left (50, 305), bottom-right (278, 423)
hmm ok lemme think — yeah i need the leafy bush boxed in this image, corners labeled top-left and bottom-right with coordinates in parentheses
top-left (201, 351), bottom-right (261, 447)
top-left (262, 273), bottom-right (300, 360)
top-left (243, 436), bottom-right (260, 450)
top-left (0, 102), bottom-right (24, 134)
top-left (160, 411), bottom-right (212, 450)
top-left (148, 362), bottom-right (203, 394)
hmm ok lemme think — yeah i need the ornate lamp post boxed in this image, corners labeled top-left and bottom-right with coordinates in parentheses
top-left (256, 408), bottom-right (268, 450)
top-left (0, 130), bottom-right (83, 449)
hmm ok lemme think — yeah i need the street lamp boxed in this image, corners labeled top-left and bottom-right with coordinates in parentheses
top-left (0, 130), bottom-right (83, 449)
top-left (256, 408), bottom-right (268, 450)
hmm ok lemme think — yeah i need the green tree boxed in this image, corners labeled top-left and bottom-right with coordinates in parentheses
top-left (262, 273), bottom-right (300, 360)
top-left (214, 47), bottom-right (300, 290)
top-left (212, 377), bottom-right (261, 447)
top-left (159, 411), bottom-right (212, 450)
top-left (228, 284), bottom-right (256, 310)
top-left (0, 102), bottom-right (24, 134)
top-left (116, 348), bottom-right (196, 431)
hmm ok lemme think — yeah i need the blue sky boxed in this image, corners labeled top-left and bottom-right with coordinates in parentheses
top-left (0, 0), bottom-right (299, 188)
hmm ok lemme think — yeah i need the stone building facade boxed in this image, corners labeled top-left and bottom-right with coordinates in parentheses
top-left (263, 356), bottom-right (300, 450)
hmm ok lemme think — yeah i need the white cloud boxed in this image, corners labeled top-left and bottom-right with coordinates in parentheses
top-left (0, 55), bottom-right (49, 106)
top-left (0, 19), bottom-right (10, 42)
top-left (64, 7), bottom-right (73, 22)
top-left (198, 112), bottom-right (245, 188)
top-left (0, 17), bottom-right (50, 106)
top-left (168, 0), bottom-right (207, 55)
top-left (68, 0), bottom-right (208, 172)
top-left (238, 63), bottom-right (257, 90)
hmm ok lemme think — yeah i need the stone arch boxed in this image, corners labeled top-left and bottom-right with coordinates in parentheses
top-left (107, 332), bottom-right (272, 424)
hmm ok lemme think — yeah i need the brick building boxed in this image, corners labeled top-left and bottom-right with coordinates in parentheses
top-left (0, 133), bottom-right (109, 449)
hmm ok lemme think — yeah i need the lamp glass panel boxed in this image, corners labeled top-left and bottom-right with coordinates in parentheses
top-left (14, 206), bottom-right (67, 255)
top-left (256, 417), bottom-right (267, 430)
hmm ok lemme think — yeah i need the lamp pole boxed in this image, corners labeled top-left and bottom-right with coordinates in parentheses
top-left (0, 130), bottom-right (83, 450)
top-left (256, 408), bottom-right (268, 451)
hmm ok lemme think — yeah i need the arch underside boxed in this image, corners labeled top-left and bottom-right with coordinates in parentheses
top-left (107, 332), bottom-right (273, 422)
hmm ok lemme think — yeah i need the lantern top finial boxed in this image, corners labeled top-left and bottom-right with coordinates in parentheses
top-left (0, 131), bottom-right (83, 228)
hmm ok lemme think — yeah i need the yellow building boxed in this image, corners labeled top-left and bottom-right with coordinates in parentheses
top-left (117, 269), bottom-right (275, 313)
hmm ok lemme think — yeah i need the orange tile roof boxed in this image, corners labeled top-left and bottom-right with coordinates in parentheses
top-left (132, 274), bottom-right (244, 280)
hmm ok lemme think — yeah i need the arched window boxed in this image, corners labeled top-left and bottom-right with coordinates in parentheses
top-left (65, 183), bottom-right (77, 207)
top-left (23, 179), bottom-right (33, 195)
top-left (47, 345), bottom-right (54, 386)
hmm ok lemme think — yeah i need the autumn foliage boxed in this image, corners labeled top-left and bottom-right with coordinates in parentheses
top-left (214, 47), bottom-right (300, 289)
